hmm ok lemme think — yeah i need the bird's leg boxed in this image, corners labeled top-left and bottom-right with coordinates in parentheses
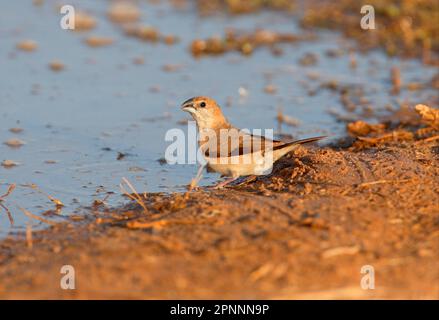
top-left (211, 177), bottom-right (239, 189)
top-left (187, 164), bottom-right (205, 191)
top-left (235, 175), bottom-right (257, 186)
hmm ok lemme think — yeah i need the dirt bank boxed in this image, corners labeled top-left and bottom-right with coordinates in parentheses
top-left (0, 126), bottom-right (438, 299)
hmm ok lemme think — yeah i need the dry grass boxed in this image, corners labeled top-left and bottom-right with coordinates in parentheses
top-left (0, 184), bottom-right (16, 226)
top-left (26, 224), bottom-right (33, 249)
top-left (119, 177), bottom-right (148, 213)
top-left (348, 104), bottom-right (439, 148)
top-left (416, 104), bottom-right (439, 130)
top-left (0, 184), bottom-right (15, 201)
top-left (19, 207), bottom-right (57, 226)
top-left (25, 183), bottom-right (64, 208)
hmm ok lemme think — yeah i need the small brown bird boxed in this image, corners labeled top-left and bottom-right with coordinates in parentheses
top-left (181, 96), bottom-right (325, 188)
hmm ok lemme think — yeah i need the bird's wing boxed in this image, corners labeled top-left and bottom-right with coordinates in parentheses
top-left (205, 129), bottom-right (282, 158)
top-left (204, 129), bottom-right (325, 160)
top-left (239, 131), bottom-right (283, 151)
top-left (272, 136), bottom-right (326, 150)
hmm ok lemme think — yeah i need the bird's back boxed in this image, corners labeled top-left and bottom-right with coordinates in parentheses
top-left (200, 127), bottom-right (283, 158)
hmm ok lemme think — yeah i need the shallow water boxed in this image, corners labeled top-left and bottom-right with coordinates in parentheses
top-left (0, 1), bottom-right (436, 237)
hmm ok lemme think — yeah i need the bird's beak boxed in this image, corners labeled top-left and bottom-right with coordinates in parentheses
top-left (181, 102), bottom-right (196, 114)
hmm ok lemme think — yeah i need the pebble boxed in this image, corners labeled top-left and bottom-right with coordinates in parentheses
top-left (1, 160), bottom-right (20, 168)
top-left (4, 138), bottom-right (26, 148)
top-left (84, 36), bottom-right (114, 47)
top-left (107, 3), bottom-right (140, 23)
top-left (49, 60), bottom-right (65, 71)
top-left (16, 40), bottom-right (37, 52)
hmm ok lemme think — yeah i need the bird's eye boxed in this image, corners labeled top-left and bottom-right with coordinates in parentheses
top-left (200, 102), bottom-right (206, 108)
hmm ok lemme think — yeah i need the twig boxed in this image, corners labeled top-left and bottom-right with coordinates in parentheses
top-left (26, 224), bottom-right (33, 249)
top-left (415, 104), bottom-right (439, 130)
top-left (0, 184), bottom-right (16, 201)
top-left (391, 67), bottom-right (401, 94)
top-left (24, 183), bottom-right (64, 207)
top-left (0, 184), bottom-right (16, 226)
top-left (120, 177), bottom-right (148, 213)
top-left (415, 134), bottom-right (439, 144)
top-left (358, 179), bottom-right (412, 188)
top-left (0, 202), bottom-right (14, 226)
top-left (126, 219), bottom-right (170, 230)
top-left (19, 206), bottom-right (57, 225)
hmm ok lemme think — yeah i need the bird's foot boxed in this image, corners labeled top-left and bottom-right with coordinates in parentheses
top-left (235, 175), bottom-right (257, 187)
top-left (209, 177), bottom-right (239, 189)
top-left (209, 175), bottom-right (258, 189)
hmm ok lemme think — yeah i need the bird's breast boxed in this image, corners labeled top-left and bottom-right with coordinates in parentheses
top-left (204, 151), bottom-right (275, 177)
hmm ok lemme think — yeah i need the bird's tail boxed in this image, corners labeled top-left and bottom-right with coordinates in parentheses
top-left (272, 136), bottom-right (326, 161)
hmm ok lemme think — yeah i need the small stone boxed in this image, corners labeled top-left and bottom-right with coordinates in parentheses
top-left (299, 52), bottom-right (318, 66)
top-left (1, 160), bottom-right (19, 168)
top-left (135, 26), bottom-right (159, 41)
top-left (107, 3), bottom-right (140, 23)
top-left (191, 39), bottom-right (207, 55)
top-left (132, 57), bottom-right (144, 65)
top-left (149, 85), bottom-right (161, 93)
top-left (9, 127), bottom-right (23, 134)
top-left (84, 36), bottom-right (114, 47)
top-left (264, 84), bottom-right (277, 94)
top-left (74, 11), bottom-right (97, 31)
top-left (4, 138), bottom-right (25, 148)
top-left (238, 87), bottom-right (249, 97)
top-left (49, 60), bottom-right (65, 71)
top-left (163, 35), bottom-right (178, 45)
top-left (240, 42), bottom-right (253, 55)
top-left (16, 40), bottom-right (37, 52)
top-left (162, 64), bottom-right (182, 72)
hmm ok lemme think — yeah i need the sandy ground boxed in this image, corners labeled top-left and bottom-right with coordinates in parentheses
top-left (0, 130), bottom-right (438, 299)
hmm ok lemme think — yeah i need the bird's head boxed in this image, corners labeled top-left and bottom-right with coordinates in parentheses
top-left (181, 96), bottom-right (229, 130)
